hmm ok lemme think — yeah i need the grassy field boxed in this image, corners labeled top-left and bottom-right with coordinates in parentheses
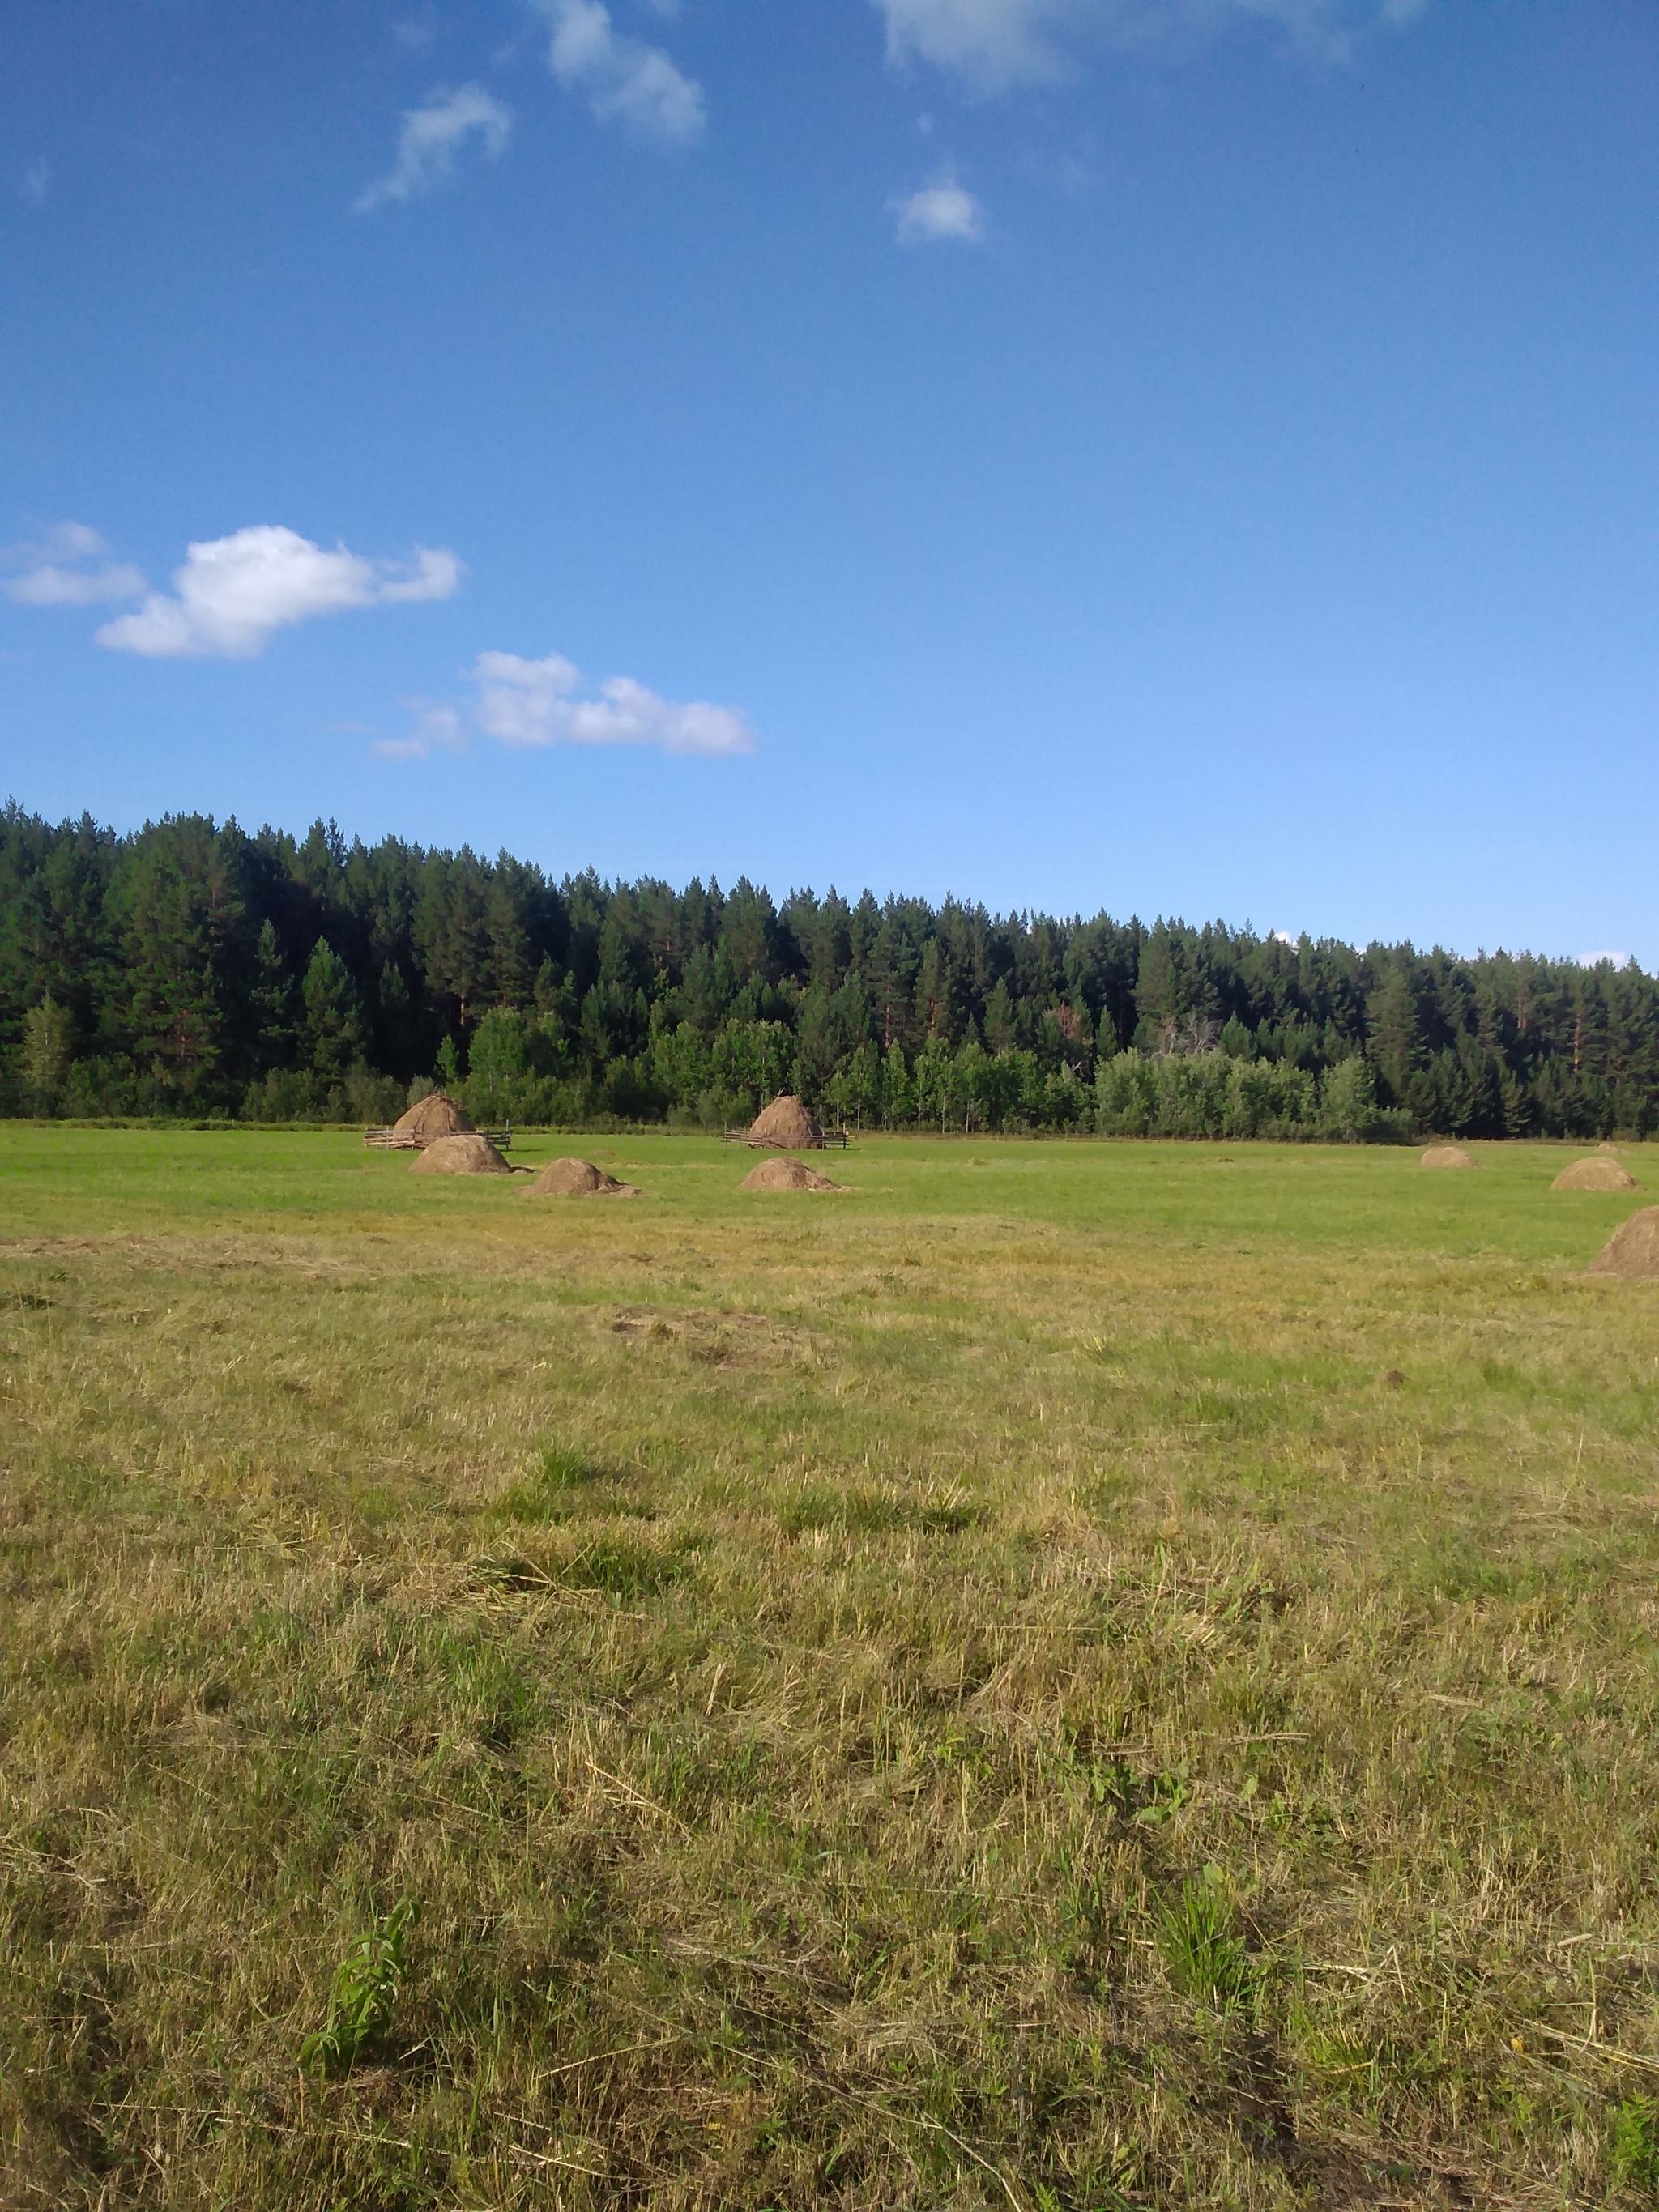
top-left (4, 1126), bottom-right (1659, 2210)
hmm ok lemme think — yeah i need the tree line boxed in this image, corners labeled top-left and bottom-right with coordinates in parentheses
top-left (2, 804), bottom-right (1655, 1140)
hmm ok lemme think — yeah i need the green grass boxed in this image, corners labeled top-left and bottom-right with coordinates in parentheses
top-left (3, 1125), bottom-right (1659, 2207)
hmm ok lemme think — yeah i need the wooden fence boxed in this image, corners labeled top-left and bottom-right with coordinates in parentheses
top-left (721, 1127), bottom-right (850, 1149)
top-left (364, 1126), bottom-right (513, 1152)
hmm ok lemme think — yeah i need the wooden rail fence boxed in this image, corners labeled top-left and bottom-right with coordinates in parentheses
top-left (364, 1126), bottom-right (513, 1152)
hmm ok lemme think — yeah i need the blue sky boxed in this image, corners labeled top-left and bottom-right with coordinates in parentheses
top-left (3, 0), bottom-right (1655, 963)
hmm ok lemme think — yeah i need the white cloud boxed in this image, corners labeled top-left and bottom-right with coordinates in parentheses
top-left (95, 525), bottom-right (461, 659)
top-left (538, 0), bottom-right (706, 144)
top-left (356, 84), bottom-right (513, 211)
top-left (21, 160), bottom-right (49, 207)
top-left (893, 172), bottom-right (985, 244)
top-left (880, 0), bottom-right (1072, 86)
top-left (1578, 951), bottom-right (1632, 970)
top-left (471, 650), bottom-right (753, 756)
top-left (874, 0), bottom-right (1427, 91)
top-left (2, 522), bottom-right (146, 607)
top-left (373, 701), bottom-right (471, 761)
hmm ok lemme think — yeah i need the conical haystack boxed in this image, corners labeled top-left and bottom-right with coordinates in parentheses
top-left (530, 1157), bottom-right (639, 1197)
top-left (747, 1093), bottom-right (824, 1149)
top-left (1553, 1157), bottom-right (1642, 1193)
top-left (392, 1090), bottom-right (476, 1144)
top-left (1421, 1145), bottom-right (1476, 1170)
top-left (740, 1156), bottom-right (843, 1192)
top-left (1589, 1207), bottom-right (1659, 1279)
top-left (410, 1132), bottom-right (512, 1176)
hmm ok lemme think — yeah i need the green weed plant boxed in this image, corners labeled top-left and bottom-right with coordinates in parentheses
top-left (297, 1897), bottom-right (417, 2073)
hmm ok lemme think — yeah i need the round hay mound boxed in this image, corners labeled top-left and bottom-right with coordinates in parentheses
top-left (393, 1090), bottom-right (476, 1144)
top-left (410, 1132), bottom-right (513, 1176)
top-left (530, 1157), bottom-right (638, 1196)
top-left (1553, 1157), bottom-right (1641, 1193)
top-left (1589, 1206), bottom-right (1659, 1279)
top-left (1421, 1144), bottom-right (1476, 1170)
top-left (740, 1156), bottom-right (843, 1193)
top-left (1597, 1141), bottom-right (1622, 1154)
top-left (747, 1093), bottom-right (825, 1149)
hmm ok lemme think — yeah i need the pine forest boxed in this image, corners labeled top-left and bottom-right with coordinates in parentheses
top-left (4, 805), bottom-right (1656, 1140)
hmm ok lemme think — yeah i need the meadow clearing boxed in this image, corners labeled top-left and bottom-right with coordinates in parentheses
top-left (2, 1127), bottom-right (1658, 2211)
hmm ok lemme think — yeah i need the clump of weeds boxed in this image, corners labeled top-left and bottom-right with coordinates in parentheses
top-left (299, 1897), bottom-right (418, 2074)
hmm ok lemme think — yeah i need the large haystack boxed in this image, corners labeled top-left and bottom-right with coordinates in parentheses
top-left (747, 1093), bottom-right (824, 1149)
top-left (740, 1156), bottom-right (843, 1192)
top-left (1421, 1145), bottom-right (1476, 1170)
top-left (1589, 1207), bottom-right (1659, 1279)
top-left (530, 1157), bottom-right (638, 1197)
top-left (1553, 1157), bottom-right (1642, 1193)
top-left (410, 1132), bottom-right (513, 1176)
top-left (392, 1090), bottom-right (476, 1144)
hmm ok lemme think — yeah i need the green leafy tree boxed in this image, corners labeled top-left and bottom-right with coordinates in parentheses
top-left (467, 1006), bottom-right (529, 1121)
top-left (21, 994), bottom-right (74, 1110)
top-left (881, 1042), bottom-right (915, 1127)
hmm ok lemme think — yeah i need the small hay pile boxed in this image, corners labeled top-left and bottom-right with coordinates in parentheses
top-left (1589, 1207), bottom-right (1659, 1279)
top-left (410, 1133), bottom-right (513, 1176)
top-left (740, 1157), bottom-right (844, 1193)
top-left (1421, 1145), bottom-right (1476, 1170)
top-left (530, 1157), bottom-right (638, 1197)
top-left (1553, 1157), bottom-right (1642, 1193)
top-left (747, 1094), bottom-right (824, 1149)
top-left (393, 1091), bottom-right (476, 1144)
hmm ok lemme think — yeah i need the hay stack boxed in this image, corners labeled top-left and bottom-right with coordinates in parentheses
top-left (1589, 1207), bottom-right (1659, 1279)
top-left (410, 1133), bottom-right (513, 1176)
top-left (530, 1157), bottom-right (638, 1197)
top-left (747, 1093), bottom-right (824, 1149)
top-left (740, 1157), bottom-right (843, 1192)
top-left (1421, 1145), bottom-right (1476, 1170)
top-left (1553, 1157), bottom-right (1642, 1193)
top-left (392, 1090), bottom-right (475, 1144)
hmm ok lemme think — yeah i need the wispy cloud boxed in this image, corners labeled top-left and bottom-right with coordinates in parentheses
top-left (875, 0), bottom-right (1428, 91)
top-left (893, 171), bottom-right (985, 244)
top-left (96, 525), bottom-right (460, 659)
top-left (471, 650), bottom-right (753, 756)
top-left (2, 522), bottom-right (145, 607)
top-left (537, 0), bottom-right (706, 145)
top-left (21, 159), bottom-right (49, 207)
top-left (356, 84), bottom-right (513, 211)
top-left (373, 701), bottom-right (471, 761)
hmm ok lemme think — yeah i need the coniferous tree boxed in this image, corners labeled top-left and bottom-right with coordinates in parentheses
top-left (1367, 963), bottom-right (1423, 1109)
top-left (251, 919), bottom-right (296, 1072)
top-left (114, 820), bottom-right (244, 1097)
top-left (0, 804), bottom-right (1654, 1137)
top-left (302, 940), bottom-right (363, 1084)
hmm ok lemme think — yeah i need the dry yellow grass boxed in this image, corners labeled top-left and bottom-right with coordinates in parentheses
top-left (3, 1127), bottom-right (1659, 2208)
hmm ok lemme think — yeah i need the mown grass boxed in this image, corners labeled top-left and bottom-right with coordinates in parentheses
top-left (3, 1127), bottom-right (1659, 2208)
